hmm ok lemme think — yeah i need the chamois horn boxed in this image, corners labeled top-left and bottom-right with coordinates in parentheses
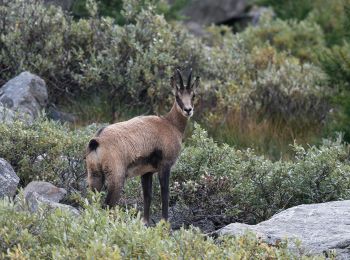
top-left (176, 69), bottom-right (184, 89)
top-left (187, 68), bottom-right (192, 89)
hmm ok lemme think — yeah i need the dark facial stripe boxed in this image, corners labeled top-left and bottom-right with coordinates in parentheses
top-left (176, 95), bottom-right (184, 110)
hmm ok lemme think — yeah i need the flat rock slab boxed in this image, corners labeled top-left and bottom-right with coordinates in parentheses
top-left (0, 158), bottom-right (19, 198)
top-left (23, 181), bottom-right (67, 203)
top-left (0, 71), bottom-right (48, 120)
top-left (218, 201), bottom-right (350, 259)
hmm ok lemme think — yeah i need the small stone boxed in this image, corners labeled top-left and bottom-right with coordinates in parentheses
top-left (23, 181), bottom-right (67, 203)
top-left (25, 191), bottom-right (79, 216)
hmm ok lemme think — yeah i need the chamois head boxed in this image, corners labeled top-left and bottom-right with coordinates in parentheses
top-left (171, 69), bottom-right (199, 118)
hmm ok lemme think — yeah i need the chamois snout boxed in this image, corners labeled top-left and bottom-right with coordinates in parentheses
top-left (184, 107), bottom-right (192, 117)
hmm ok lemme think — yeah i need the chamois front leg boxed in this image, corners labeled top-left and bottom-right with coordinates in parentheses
top-left (141, 172), bottom-right (153, 225)
top-left (158, 166), bottom-right (170, 221)
top-left (105, 170), bottom-right (125, 208)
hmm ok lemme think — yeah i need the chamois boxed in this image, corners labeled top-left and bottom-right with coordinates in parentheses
top-left (85, 69), bottom-right (199, 224)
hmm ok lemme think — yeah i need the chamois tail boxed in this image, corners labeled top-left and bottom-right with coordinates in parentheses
top-left (85, 138), bottom-right (100, 160)
top-left (88, 138), bottom-right (99, 151)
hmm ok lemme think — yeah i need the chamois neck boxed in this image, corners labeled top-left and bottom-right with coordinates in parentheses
top-left (165, 101), bottom-right (188, 134)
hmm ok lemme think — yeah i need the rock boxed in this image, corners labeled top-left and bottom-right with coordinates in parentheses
top-left (0, 158), bottom-right (19, 198)
top-left (218, 201), bottom-right (350, 259)
top-left (0, 72), bottom-right (48, 121)
top-left (182, 0), bottom-right (247, 25)
top-left (0, 105), bottom-right (16, 124)
top-left (16, 181), bottom-right (78, 216)
top-left (23, 181), bottom-right (67, 203)
top-left (25, 191), bottom-right (80, 216)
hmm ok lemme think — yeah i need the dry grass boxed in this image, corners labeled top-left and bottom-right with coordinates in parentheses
top-left (209, 108), bottom-right (323, 160)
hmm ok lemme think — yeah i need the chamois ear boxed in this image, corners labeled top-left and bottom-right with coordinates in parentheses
top-left (171, 76), bottom-right (181, 93)
top-left (191, 76), bottom-right (200, 89)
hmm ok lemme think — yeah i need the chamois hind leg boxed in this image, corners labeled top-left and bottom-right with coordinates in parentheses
top-left (141, 172), bottom-right (153, 225)
top-left (104, 165), bottom-right (125, 208)
top-left (158, 166), bottom-right (171, 221)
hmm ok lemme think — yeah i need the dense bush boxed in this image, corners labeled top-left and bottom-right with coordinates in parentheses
top-left (256, 0), bottom-right (313, 21)
top-left (0, 0), bottom-right (203, 116)
top-left (320, 43), bottom-right (350, 89)
top-left (2, 118), bottom-right (350, 230)
top-left (0, 0), bottom-right (329, 123)
top-left (256, 0), bottom-right (350, 46)
top-left (173, 124), bottom-right (350, 225)
top-left (72, 0), bottom-right (189, 23)
top-left (239, 12), bottom-right (325, 63)
top-left (201, 24), bottom-right (329, 156)
top-left (0, 196), bottom-right (307, 259)
top-left (0, 117), bottom-right (100, 192)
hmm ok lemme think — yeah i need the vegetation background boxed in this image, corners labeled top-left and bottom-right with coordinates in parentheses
top-left (1, 0), bottom-right (350, 258)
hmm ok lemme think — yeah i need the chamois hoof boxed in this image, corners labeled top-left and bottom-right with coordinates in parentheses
top-left (142, 217), bottom-right (150, 227)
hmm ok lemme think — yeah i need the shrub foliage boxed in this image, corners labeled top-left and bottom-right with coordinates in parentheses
top-left (1, 119), bottom-right (350, 229)
top-left (0, 117), bottom-right (100, 192)
top-left (0, 195), bottom-right (308, 259)
top-left (0, 0), bottom-right (329, 125)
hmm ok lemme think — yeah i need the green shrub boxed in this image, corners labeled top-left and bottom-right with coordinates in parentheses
top-left (0, 195), bottom-right (311, 259)
top-left (72, 0), bottom-right (189, 22)
top-left (256, 0), bottom-right (314, 21)
top-left (3, 118), bottom-right (349, 229)
top-left (256, 0), bottom-right (350, 46)
top-left (307, 0), bottom-right (350, 46)
top-left (0, 0), bottom-right (333, 157)
top-left (319, 43), bottom-right (350, 90)
top-left (239, 12), bottom-right (325, 62)
top-left (172, 124), bottom-right (350, 225)
top-left (0, 117), bottom-right (100, 192)
top-left (0, 0), bottom-right (202, 115)
top-left (321, 53), bottom-right (350, 141)
top-left (200, 26), bottom-right (329, 156)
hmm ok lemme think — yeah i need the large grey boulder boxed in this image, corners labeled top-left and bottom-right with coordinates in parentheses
top-left (0, 158), bottom-right (19, 198)
top-left (0, 71), bottom-right (48, 121)
top-left (218, 201), bottom-right (350, 259)
top-left (23, 181), bottom-right (67, 203)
